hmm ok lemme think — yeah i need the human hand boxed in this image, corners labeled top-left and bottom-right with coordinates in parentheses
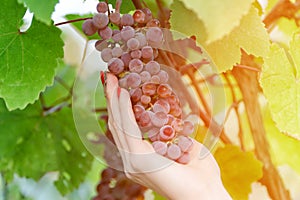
top-left (104, 72), bottom-right (232, 200)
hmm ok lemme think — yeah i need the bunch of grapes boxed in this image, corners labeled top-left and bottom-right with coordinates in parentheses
top-left (82, 1), bottom-right (195, 164)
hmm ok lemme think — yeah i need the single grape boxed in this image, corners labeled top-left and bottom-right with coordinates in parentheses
top-left (157, 70), bottom-right (169, 83)
top-left (152, 141), bottom-right (167, 156)
top-left (142, 82), bottom-right (157, 96)
top-left (129, 59), bottom-right (143, 73)
top-left (119, 77), bottom-right (127, 89)
top-left (151, 111), bottom-right (168, 127)
top-left (141, 8), bottom-right (152, 23)
top-left (127, 38), bottom-right (140, 50)
top-left (99, 26), bottom-right (112, 39)
top-left (133, 104), bottom-right (145, 121)
top-left (101, 168), bottom-right (116, 182)
top-left (108, 58), bottom-right (124, 75)
top-left (167, 144), bottom-right (181, 160)
top-left (138, 111), bottom-right (152, 127)
top-left (169, 103), bottom-right (182, 117)
top-left (153, 99), bottom-right (170, 114)
top-left (147, 128), bottom-right (159, 142)
top-left (96, 183), bottom-right (110, 196)
top-left (151, 75), bottom-right (160, 84)
top-left (101, 48), bottom-right (113, 62)
top-left (146, 19), bottom-right (160, 27)
top-left (157, 83), bottom-right (172, 97)
top-left (141, 95), bottom-right (151, 105)
top-left (82, 19), bottom-right (97, 36)
top-left (110, 12), bottom-right (121, 25)
top-left (112, 30), bottom-right (122, 42)
top-left (177, 135), bottom-right (193, 152)
top-left (121, 26), bottom-right (135, 41)
top-left (159, 125), bottom-right (175, 140)
top-left (180, 120), bottom-right (195, 136)
top-left (171, 118), bottom-right (184, 133)
top-left (166, 114), bottom-right (175, 125)
top-left (93, 13), bottom-right (109, 29)
top-left (130, 50), bottom-right (142, 59)
top-left (145, 61), bottom-right (160, 75)
top-left (129, 87), bottom-right (142, 103)
top-left (135, 33), bottom-right (147, 48)
top-left (146, 27), bottom-right (163, 45)
top-left (112, 46), bottom-right (123, 58)
top-left (97, 2), bottom-right (108, 13)
top-left (95, 39), bottom-right (108, 52)
top-left (126, 72), bottom-right (141, 88)
top-left (121, 52), bottom-right (132, 67)
top-left (140, 71), bottom-right (151, 83)
top-left (133, 9), bottom-right (146, 23)
top-left (120, 14), bottom-right (134, 26)
top-left (177, 152), bottom-right (190, 164)
top-left (141, 46), bottom-right (153, 59)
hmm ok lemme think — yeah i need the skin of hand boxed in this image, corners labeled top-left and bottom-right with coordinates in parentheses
top-left (104, 73), bottom-right (232, 200)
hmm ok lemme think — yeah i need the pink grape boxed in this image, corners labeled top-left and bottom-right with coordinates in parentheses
top-left (112, 30), bottom-right (122, 42)
top-left (151, 111), bottom-right (168, 127)
top-left (152, 141), bottom-right (167, 156)
top-left (118, 77), bottom-right (127, 89)
top-left (129, 88), bottom-right (142, 103)
top-left (171, 118), bottom-right (184, 133)
top-left (127, 38), bottom-right (140, 50)
top-left (146, 27), bottom-right (163, 45)
top-left (133, 104), bottom-right (145, 121)
top-left (180, 120), bottom-right (195, 136)
top-left (121, 26), bottom-right (135, 41)
top-left (140, 71), bottom-right (151, 83)
top-left (138, 111), bottom-right (152, 127)
top-left (141, 46), bottom-right (153, 59)
top-left (126, 72), bottom-right (141, 88)
top-left (157, 84), bottom-right (172, 97)
top-left (129, 59), bottom-right (143, 73)
top-left (130, 50), bottom-right (142, 59)
top-left (150, 75), bottom-right (160, 84)
top-left (159, 125), bottom-right (175, 141)
top-left (121, 52), bottom-right (131, 66)
top-left (147, 128), bottom-right (159, 142)
top-left (97, 2), bottom-right (108, 13)
top-left (166, 114), bottom-right (175, 125)
top-left (145, 61), bottom-right (160, 75)
top-left (153, 99), bottom-right (170, 114)
top-left (177, 136), bottom-right (193, 152)
top-left (135, 33), bottom-right (147, 48)
top-left (141, 8), bottom-right (152, 23)
top-left (120, 14), bottom-right (134, 26)
top-left (112, 46), bottom-right (123, 58)
top-left (108, 58), bottom-right (124, 75)
top-left (95, 39), bottom-right (108, 51)
top-left (133, 9), bottom-right (145, 23)
top-left (99, 26), bottom-right (112, 39)
top-left (146, 19), bottom-right (160, 27)
top-left (167, 144), bottom-right (181, 160)
top-left (141, 95), bottom-right (151, 105)
top-left (109, 12), bottom-right (121, 24)
top-left (93, 13), bottom-right (109, 29)
top-left (142, 82), bottom-right (157, 96)
top-left (177, 152), bottom-right (190, 164)
top-left (157, 70), bottom-right (169, 83)
top-left (82, 19), bottom-right (97, 36)
top-left (101, 48), bottom-right (113, 62)
top-left (169, 103), bottom-right (182, 117)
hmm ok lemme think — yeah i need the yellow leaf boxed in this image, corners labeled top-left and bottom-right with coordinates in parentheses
top-left (214, 145), bottom-right (263, 200)
top-left (260, 32), bottom-right (300, 138)
top-left (179, 0), bottom-right (254, 43)
top-left (205, 7), bottom-right (270, 72)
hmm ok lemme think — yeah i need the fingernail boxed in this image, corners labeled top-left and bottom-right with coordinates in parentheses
top-left (117, 87), bottom-right (121, 98)
top-left (100, 71), bottom-right (105, 86)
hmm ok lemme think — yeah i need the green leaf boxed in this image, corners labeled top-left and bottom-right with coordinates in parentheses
top-left (260, 32), bottom-right (300, 138)
top-left (205, 6), bottom-right (270, 72)
top-left (0, 0), bottom-right (64, 110)
top-left (214, 145), bottom-right (263, 200)
top-left (179, 0), bottom-right (254, 43)
top-left (18, 0), bottom-right (59, 25)
top-left (108, 0), bottom-right (135, 13)
top-left (0, 100), bottom-right (93, 195)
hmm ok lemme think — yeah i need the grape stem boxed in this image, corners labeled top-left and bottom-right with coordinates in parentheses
top-left (54, 17), bottom-right (92, 26)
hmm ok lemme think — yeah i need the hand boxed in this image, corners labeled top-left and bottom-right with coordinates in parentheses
top-left (104, 73), bottom-right (232, 200)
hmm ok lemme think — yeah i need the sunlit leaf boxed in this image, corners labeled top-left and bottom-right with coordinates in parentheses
top-left (214, 145), bottom-right (263, 200)
top-left (260, 32), bottom-right (300, 138)
top-left (179, 0), bottom-right (254, 43)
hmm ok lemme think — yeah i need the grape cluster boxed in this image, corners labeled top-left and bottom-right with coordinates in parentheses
top-left (83, 2), bottom-right (195, 164)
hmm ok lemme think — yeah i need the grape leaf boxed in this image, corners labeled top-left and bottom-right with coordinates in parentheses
top-left (260, 32), bottom-right (300, 139)
top-left (0, 0), bottom-right (64, 110)
top-left (0, 100), bottom-right (93, 195)
top-left (214, 145), bottom-right (263, 200)
top-left (18, 0), bottom-right (59, 25)
top-left (108, 0), bottom-right (135, 13)
top-left (179, 0), bottom-right (254, 43)
top-left (205, 7), bottom-right (270, 72)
